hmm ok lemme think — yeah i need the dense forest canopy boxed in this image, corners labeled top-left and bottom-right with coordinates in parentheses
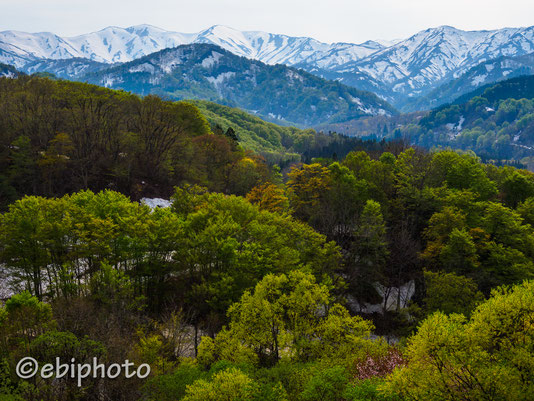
top-left (0, 74), bottom-right (534, 401)
top-left (0, 147), bottom-right (533, 400)
top-left (320, 75), bottom-right (534, 169)
top-left (0, 76), bottom-right (275, 206)
top-left (0, 76), bottom-right (409, 209)
top-left (79, 43), bottom-right (397, 127)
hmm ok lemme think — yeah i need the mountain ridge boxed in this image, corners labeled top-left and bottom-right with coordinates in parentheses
top-left (403, 52), bottom-right (534, 111)
top-left (3, 24), bottom-right (534, 110)
top-left (77, 43), bottom-right (397, 127)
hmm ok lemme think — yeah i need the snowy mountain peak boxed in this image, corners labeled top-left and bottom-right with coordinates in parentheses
top-left (348, 25), bottom-right (534, 103)
top-left (2, 23), bottom-right (534, 110)
top-left (0, 24), bottom-right (387, 68)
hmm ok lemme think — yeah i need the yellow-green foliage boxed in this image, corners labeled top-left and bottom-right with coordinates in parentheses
top-left (196, 333), bottom-right (258, 369)
top-left (192, 100), bottom-right (302, 160)
top-left (385, 280), bottom-right (534, 400)
top-left (198, 271), bottom-right (375, 367)
top-left (423, 270), bottom-right (484, 316)
top-left (182, 368), bottom-right (258, 401)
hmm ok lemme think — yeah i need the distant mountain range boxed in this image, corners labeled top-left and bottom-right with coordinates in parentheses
top-left (320, 26), bottom-right (534, 107)
top-left (2, 24), bottom-right (534, 112)
top-left (403, 53), bottom-right (534, 111)
top-left (0, 24), bottom-right (395, 67)
top-left (78, 43), bottom-right (396, 126)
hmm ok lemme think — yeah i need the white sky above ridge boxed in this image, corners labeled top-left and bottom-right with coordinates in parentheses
top-left (1, 0), bottom-right (534, 43)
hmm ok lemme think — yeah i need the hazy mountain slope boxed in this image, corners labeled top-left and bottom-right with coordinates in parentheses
top-left (21, 58), bottom-right (114, 79)
top-left (344, 26), bottom-right (534, 108)
top-left (400, 75), bottom-right (534, 163)
top-left (4, 24), bottom-right (534, 110)
top-left (0, 63), bottom-right (22, 78)
top-left (453, 74), bottom-right (534, 105)
top-left (79, 43), bottom-right (397, 127)
top-left (403, 52), bottom-right (534, 111)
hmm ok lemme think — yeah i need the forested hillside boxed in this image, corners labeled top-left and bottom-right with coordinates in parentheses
top-left (192, 100), bottom-right (404, 165)
top-left (3, 13), bottom-right (534, 401)
top-left (453, 74), bottom-right (534, 105)
top-left (1, 132), bottom-right (533, 400)
top-left (0, 76), bottom-right (276, 207)
top-left (0, 75), bottom-right (406, 207)
top-left (1, 70), bottom-right (534, 401)
top-left (22, 58), bottom-right (112, 79)
top-left (79, 43), bottom-right (397, 127)
top-left (410, 75), bottom-right (534, 164)
top-left (333, 75), bottom-right (534, 166)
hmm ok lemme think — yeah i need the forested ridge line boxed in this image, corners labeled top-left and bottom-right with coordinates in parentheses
top-left (0, 75), bottom-right (406, 209)
top-left (1, 74), bottom-right (534, 401)
top-left (0, 146), bottom-right (533, 400)
top-left (0, 75), bottom-right (273, 208)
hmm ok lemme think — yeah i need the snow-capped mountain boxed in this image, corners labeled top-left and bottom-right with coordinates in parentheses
top-left (403, 52), bottom-right (534, 111)
top-left (330, 25), bottom-right (534, 106)
top-left (0, 24), bottom-right (382, 68)
top-left (80, 43), bottom-right (396, 126)
top-left (3, 24), bottom-right (534, 110)
top-left (300, 41), bottom-right (385, 71)
top-left (0, 41), bottom-right (39, 68)
top-left (0, 25), bottom-right (195, 66)
top-left (193, 25), bottom-right (335, 66)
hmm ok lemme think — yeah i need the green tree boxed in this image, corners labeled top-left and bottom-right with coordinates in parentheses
top-left (1, 292), bottom-right (54, 351)
top-left (348, 200), bottom-right (389, 304)
top-left (0, 197), bottom-right (51, 298)
top-left (517, 197), bottom-right (534, 226)
top-left (246, 182), bottom-right (290, 214)
top-left (287, 163), bottom-right (331, 223)
top-left (423, 270), bottom-right (484, 316)
top-left (199, 271), bottom-right (373, 367)
top-left (385, 280), bottom-right (534, 400)
top-left (182, 368), bottom-right (258, 401)
top-left (301, 366), bottom-right (349, 401)
top-left (173, 191), bottom-right (340, 338)
top-left (501, 171), bottom-right (534, 208)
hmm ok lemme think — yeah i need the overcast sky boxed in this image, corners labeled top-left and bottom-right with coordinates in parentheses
top-left (2, 0), bottom-right (534, 43)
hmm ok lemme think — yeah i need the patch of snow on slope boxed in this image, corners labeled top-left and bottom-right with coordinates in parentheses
top-left (471, 73), bottom-right (488, 86)
top-left (457, 116), bottom-right (465, 131)
top-left (102, 76), bottom-right (121, 87)
top-left (140, 198), bottom-right (172, 208)
top-left (158, 50), bottom-right (186, 73)
top-left (206, 71), bottom-right (235, 86)
top-left (201, 51), bottom-right (223, 68)
top-left (285, 69), bottom-right (304, 82)
top-left (349, 95), bottom-right (363, 106)
top-left (129, 63), bottom-right (155, 73)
